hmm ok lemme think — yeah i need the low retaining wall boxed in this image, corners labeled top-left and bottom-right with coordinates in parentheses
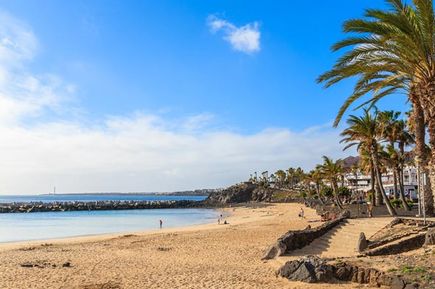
top-left (363, 218), bottom-right (435, 256)
top-left (262, 211), bottom-right (349, 260)
top-left (365, 233), bottom-right (427, 256)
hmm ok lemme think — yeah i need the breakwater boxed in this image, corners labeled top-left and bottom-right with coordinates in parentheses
top-left (0, 200), bottom-right (205, 213)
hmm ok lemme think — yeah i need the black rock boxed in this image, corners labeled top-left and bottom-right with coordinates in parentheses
top-left (357, 232), bottom-right (368, 252)
top-left (424, 228), bottom-right (435, 246)
top-left (278, 256), bottom-right (335, 283)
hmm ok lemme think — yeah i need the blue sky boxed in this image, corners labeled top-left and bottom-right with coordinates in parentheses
top-left (0, 1), bottom-right (410, 194)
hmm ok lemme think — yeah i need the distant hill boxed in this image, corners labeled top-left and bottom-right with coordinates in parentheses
top-left (342, 156), bottom-right (359, 169)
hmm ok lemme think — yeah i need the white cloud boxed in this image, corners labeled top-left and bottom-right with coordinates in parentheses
top-left (0, 11), bottom-right (37, 66)
top-left (0, 12), bottom-right (74, 125)
top-left (0, 115), bottom-right (346, 194)
top-left (207, 15), bottom-right (260, 54)
top-left (0, 11), bottom-right (346, 195)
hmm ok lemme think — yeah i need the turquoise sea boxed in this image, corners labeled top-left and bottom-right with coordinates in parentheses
top-left (0, 194), bottom-right (217, 243)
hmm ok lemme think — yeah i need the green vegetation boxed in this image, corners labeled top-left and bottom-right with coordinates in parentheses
top-left (400, 265), bottom-right (427, 274)
top-left (318, 0), bottom-right (434, 216)
top-left (251, 1), bottom-right (435, 217)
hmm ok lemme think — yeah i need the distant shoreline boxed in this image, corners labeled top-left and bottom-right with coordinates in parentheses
top-left (38, 192), bottom-right (210, 196)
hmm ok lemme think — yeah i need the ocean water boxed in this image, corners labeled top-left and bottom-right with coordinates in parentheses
top-left (0, 194), bottom-right (207, 204)
top-left (0, 208), bottom-right (219, 243)
top-left (0, 194), bottom-right (216, 243)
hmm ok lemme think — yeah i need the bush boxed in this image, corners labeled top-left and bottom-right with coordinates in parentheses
top-left (321, 186), bottom-right (333, 198)
top-left (391, 199), bottom-right (402, 208)
top-left (391, 199), bottom-right (415, 209)
top-left (337, 187), bottom-right (352, 197)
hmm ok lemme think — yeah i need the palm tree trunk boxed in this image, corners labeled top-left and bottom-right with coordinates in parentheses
top-left (393, 169), bottom-right (399, 200)
top-left (369, 166), bottom-right (375, 204)
top-left (397, 142), bottom-right (411, 211)
top-left (332, 182), bottom-right (343, 209)
top-left (391, 141), bottom-right (399, 200)
top-left (316, 183), bottom-right (324, 204)
top-left (396, 165), bottom-right (411, 211)
top-left (413, 98), bottom-right (434, 216)
top-left (426, 117), bottom-right (435, 216)
top-left (372, 150), bottom-right (396, 216)
top-left (370, 159), bottom-right (382, 206)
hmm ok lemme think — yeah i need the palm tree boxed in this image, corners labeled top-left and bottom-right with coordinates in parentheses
top-left (358, 146), bottom-right (377, 203)
top-left (378, 110), bottom-right (401, 199)
top-left (305, 169), bottom-right (325, 204)
top-left (275, 170), bottom-right (287, 187)
top-left (286, 167), bottom-right (295, 188)
top-left (384, 144), bottom-right (411, 210)
top-left (317, 0), bottom-right (434, 215)
top-left (377, 111), bottom-right (413, 210)
top-left (340, 109), bottom-right (397, 216)
top-left (396, 119), bottom-right (414, 201)
top-left (317, 156), bottom-right (344, 209)
top-left (408, 107), bottom-right (433, 213)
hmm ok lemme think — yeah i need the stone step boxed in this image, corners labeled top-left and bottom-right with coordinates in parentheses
top-left (288, 217), bottom-right (391, 258)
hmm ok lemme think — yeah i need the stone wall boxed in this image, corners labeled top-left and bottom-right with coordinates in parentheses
top-left (364, 233), bottom-right (427, 256)
top-left (262, 211), bottom-right (349, 260)
top-left (363, 218), bottom-right (435, 256)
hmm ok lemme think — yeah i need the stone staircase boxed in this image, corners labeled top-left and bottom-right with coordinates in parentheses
top-left (286, 217), bottom-right (392, 259)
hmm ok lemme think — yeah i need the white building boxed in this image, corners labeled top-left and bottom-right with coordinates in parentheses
top-left (344, 166), bottom-right (418, 200)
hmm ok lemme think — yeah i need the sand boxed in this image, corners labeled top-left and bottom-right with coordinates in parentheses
top-left (0, 204), bottom-right (363, 289)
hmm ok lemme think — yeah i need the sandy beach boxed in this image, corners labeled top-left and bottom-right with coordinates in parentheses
top-left (0, 203), bottom-right (364, 289)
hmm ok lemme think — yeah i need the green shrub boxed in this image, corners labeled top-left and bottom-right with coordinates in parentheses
top-left (321, 186), bottom-right (333, 198)
top-left (337, 187), bottom-right (352, 197)
top-left (391, 199), bottom-right (415, 209)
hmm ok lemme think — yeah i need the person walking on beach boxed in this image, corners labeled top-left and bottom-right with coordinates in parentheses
top-left (298, 207), bottom-right (305, 218)
top-left (159, 219), bottom-right (163, 229)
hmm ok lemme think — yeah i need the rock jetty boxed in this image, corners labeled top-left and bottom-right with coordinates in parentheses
top-left (1, 182), bottom-right (276, 214)
top-left (0, 200), bottom-right (203, 213)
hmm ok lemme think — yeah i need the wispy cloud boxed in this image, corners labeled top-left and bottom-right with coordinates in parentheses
top-left (0, 11), bottom-right (346, 195)
top-left (0, 11), bottom-right (37, 66)
top-left (207, 15), bottom-right (260, 54)
top-left (0, 11), bottom-right (75, 125)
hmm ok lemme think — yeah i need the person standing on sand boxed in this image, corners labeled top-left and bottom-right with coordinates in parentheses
top-left (159, 219), bottom-right (163, 229)
top-left (298, 207), bottom-right (305, 218)
top-left (367, 202), bottom-right (373, 218)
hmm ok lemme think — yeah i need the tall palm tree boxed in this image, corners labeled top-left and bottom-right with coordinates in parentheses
top-left (286, 167), bottom-right (295, 188)
top-left (377, 111), bottom-right (413, 210)
top-left (408, 107), bottom-right (433, 213)
top-left (340, 109), bottom-right (397, 216)
top-left (396, 119), bottom-right (414, 201)
top-left (317, 0), bottom-right (434, 215)
top-left (274, 170), bottom-right (287, 187)
top-left (358, 146), bottom-right (377, 203)
top-left (378, 110), bottom-right (402, 199)
top-left (305, 169), bottom-right (325, 204)
top-left (317, 156), bottom-right (344, 209)
top-left (384, 144), bottom-right (411, 210)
